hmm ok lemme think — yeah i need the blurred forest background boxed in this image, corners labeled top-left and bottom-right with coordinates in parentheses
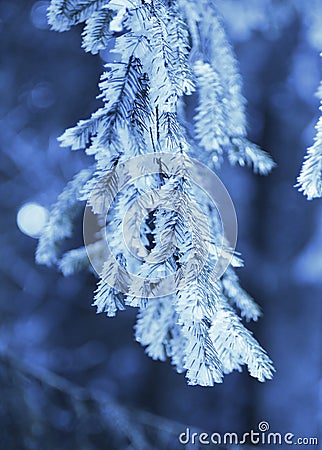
top-left (0, 1), bottom-right (321, 449)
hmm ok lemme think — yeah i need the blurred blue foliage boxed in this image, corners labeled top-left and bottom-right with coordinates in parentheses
top-left (0, 1), bottom-right (321, 448)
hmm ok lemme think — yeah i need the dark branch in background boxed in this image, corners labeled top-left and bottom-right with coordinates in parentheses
top-left (0, 351), bottom-right (214, 450)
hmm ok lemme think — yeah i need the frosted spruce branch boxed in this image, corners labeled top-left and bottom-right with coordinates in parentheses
top-left (37, 0), bottom-right (275, 386)
top-left (179, 0), bottom-right (276, 174)
top-left (297, 80), bottom-right (322, 199)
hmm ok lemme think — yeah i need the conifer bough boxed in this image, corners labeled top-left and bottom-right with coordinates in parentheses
top-left (37, 0), bottom-right (276, 386)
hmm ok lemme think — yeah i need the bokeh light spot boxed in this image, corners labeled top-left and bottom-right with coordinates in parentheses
top-left (30, 1), bottom-right (50, 30)
top-left (17, 202), bottom-right (48, 238)
top-left (30, 82), bottom-right (55, 109)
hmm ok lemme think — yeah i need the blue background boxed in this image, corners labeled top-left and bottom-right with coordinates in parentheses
top-left (0, 1), bottom-right (321, 448)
